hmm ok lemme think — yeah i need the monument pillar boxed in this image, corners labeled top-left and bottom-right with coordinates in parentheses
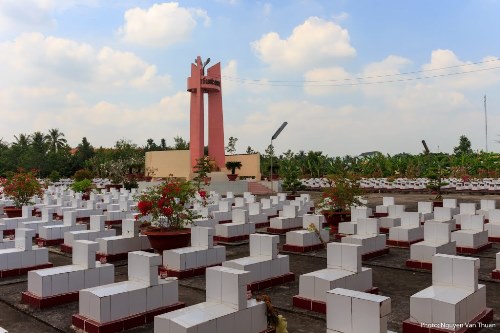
top-left (187, 56), bottom-right (225, 171)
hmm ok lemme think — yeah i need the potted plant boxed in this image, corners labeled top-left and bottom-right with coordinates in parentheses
top-left (1, 169), bottom-right (44, 217)
top-left (316, 174), bottom-right (363, 232)
top-left (71, 179), bottom-right (94, 200)
top-left (193, 156), bottom-right (214, 186)
top-left (123, 176), bottom-right (139, 191)
top-left (135, 177), bottom-right (200, 252)
top-left (225, 161), bottom-right (242, 181)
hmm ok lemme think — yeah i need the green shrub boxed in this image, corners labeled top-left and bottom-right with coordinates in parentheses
top-left (74, 169), bottom-right (93, 182)
top-left (71, 179), bottom-right (93, 193)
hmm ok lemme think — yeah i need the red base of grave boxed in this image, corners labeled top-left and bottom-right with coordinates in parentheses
top-left (247, 273), bottom-right (295, 293)
top-left (60, 243), bottom-right (73, 254)
top-left (456, 242), bottom-right (492, 254)
top-left (95, 249), bottom-right (153, 263)
top-left (282, 243), bottom-right (325, 253)
top-left (0, 263), bottom-right (53, 278)
top-left (22, 290), bottom-right (79, 309)
top-left (488, 236), bottom-right (500, 243)
top-left (106, 220), bottom-right (122, 226)
top-left (158, 264), bottom-right (221, 279)
top-left (72, 302), bottom-right (185, 333)
top-left (379, 227), bottom-right (390, 234)
top-left (362, 247), bottom-right (390, 260)
top-left (255, 222), bottom-right (270, 229)
top-left (76, 217), bottom-right (91, 223)
top-left (292, 287), bottom-right (379, 314)
top-left (372, 212), bottom-right (389, 218)
top-left (406, 259), bottom-right (433, 270)
top-left (266, 227), bottom-right (302, 235)
top-left (386, 239), bottom-right (423, 248)
top-left (334, 233), bottom-right (348, 240)
top-left (213, 235), bottom-right (249, 243)
top-left (402, 308), bottom-right (493, 333)
top-left (35, 238), bottom-right (64, 247)
top-left (218, 220), bottom-right (232, 224)
top-left (492, 270), bottom-right (500, 280)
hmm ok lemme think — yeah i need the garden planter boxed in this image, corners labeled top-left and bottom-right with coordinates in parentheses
top-left (323, 211), bottom-right (351, 233)
top-left (143, 229), bottom-right (191, 253)
top-left (4, 206), bottom-right (22, 218)
top-left (105, 184), bottom-right (123, 191)
top-left (433, 201), bottom-right (443, 208)
top-left (227, 174), bottom-right (238, 181)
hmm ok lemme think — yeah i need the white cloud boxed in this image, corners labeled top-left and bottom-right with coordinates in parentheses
top-left (0, 32), bottom-right (176, 146)
top-left (0, 33), bottom-right (171, 91)
top-left (118, 2), bottom-right (210, 47)
top-left (0, 0), bottom-right (98, 31)
top-left (222, 60), bottom-right (238, 94)
top-left (303, 66), bottom-right (353, 95)
top-left (251, 17), bottom-right (356, 71)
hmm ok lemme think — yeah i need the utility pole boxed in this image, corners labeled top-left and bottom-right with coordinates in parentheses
top-left (484, 95), bottom-right (488, 152)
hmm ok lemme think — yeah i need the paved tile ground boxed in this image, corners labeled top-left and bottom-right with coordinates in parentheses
top-left (0, 192), bottom-right (499, 332)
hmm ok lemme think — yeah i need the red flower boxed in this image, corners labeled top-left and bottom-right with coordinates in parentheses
top-left (198, 190), bottom-right (207, 198)
top-left (163, 207), bottom-right (173, 216)
top-left (138, 200), bottom-right (152, 215)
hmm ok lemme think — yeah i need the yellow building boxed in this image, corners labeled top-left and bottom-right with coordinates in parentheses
top-left (145, 151), bottom-right (261, 181)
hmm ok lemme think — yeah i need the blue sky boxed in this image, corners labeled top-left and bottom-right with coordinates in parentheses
top-left (1, 0), bottom-right (500, 156)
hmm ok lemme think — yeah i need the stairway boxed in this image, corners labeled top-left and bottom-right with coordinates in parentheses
top-left (248, 182), bottom-right (275, 195)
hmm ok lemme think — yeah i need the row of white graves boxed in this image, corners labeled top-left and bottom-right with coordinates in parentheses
top-left (359, 177), bottom-right (500, 192)
top-left (337, 207), bottom-right (373, 237)
top-left (387, 212), bottom-right (424, 247)
top-left (403, 254), bottom-right (493, 332)
top-left (341, 218), bottom-right (389, 259)
top-left (293, 242), bottom-right (377, 313)
top-left (154, 266), bottom-right (270, 333)
top-left (0, 228), bottom-right (52, 277)
top-left (283, 214), bottom-right (329, 252)
top-left (22, 240), bottom-right (114, 308)
top-left (161, 227), bottom-right (226, 278)
top-left (72, 251), bottom-right (184, 332)
top-left (223, 234), bottom-right (294, 292)
top-left (267, 194), bottom-right (313, 234)
top-left (493, 252), bottom-right (500, 280)
top-left (61, 215), bottom-right (116, 253)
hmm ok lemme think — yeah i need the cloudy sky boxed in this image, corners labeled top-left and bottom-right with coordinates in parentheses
top-left (1, 0), bottom-right (500, 156)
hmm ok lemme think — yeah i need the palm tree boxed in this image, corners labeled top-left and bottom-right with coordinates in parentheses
top-left (45, 128), bottom-right (67, 153)
top-left (12, 133), bottom-right (31, 150)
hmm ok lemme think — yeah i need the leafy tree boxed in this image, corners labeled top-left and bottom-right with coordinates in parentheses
top-left (279, 150), bottom-right (304, 194)
top-left (453, 135), bottom-right (473, 156)
top-left (225, 136), bottom-right (238, 155)
top-left (145, 138), bottom-right (158, 152)
top-left (246, 146), bottom-right (257, 154)
top-left (173, 136), bottom-right (189, 150)
top-left (45, 128), bottom-right (67, 153)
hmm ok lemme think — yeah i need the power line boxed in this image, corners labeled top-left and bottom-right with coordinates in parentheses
top-left (220, 65), bottom-right (500, 87)
top-left (207, 57), bottom-right (500, 87)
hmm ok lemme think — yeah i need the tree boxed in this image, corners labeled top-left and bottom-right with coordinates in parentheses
top-left (145, 138), bottom-right (158, 152)
top-left (453, 135), bottom-right (473, 156)
top-left (173, 136), bottom-right (189, 150)
top-left (160, 138), bottom-right (168, 150)
top-left (45, 128), bottom-right (67, 153)
top-left (246, 146), bottom-right (257, 154)
top-left (225, 136), bottom-right (238, 155)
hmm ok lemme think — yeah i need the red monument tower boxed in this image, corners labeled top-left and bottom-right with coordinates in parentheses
top-left (187, 56), bottom-right (225, 171)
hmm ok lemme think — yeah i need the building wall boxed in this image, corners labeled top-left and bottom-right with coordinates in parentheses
top-left (224, 153), bottom-right (261, 180)
top-left (145, 151), bottom-right (261, 180)
top-left (145, 150), bottom-right (191, 180)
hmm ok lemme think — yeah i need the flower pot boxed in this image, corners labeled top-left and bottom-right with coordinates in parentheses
top-left (227, 174), bottom-right (238, 181)
top-left (105, 184), bottom-right (123, 192)
top-left (323, 211), bottom-right (351, 233)
top-left (4, 206), bottom-right (22, 218)
top-left (143, 229), bottom-right (191, 253)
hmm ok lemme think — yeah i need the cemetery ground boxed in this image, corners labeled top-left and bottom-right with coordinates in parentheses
top-left (0, 193), bottom-right (499, 333)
